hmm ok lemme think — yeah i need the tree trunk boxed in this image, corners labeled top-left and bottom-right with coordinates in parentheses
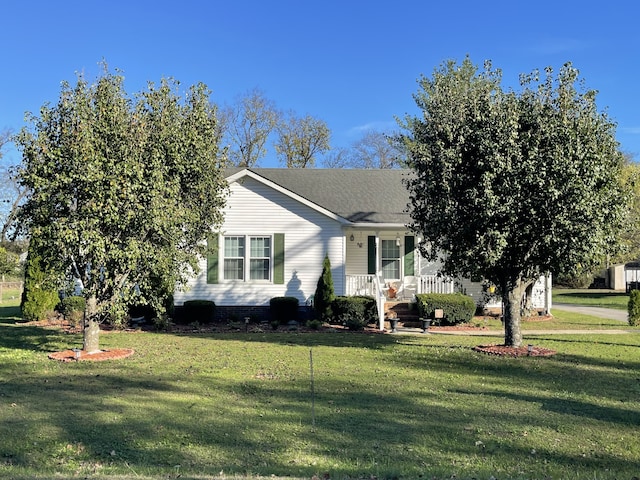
top-left (502, 280), bottom-right (526, 347)
top-left (83, 294), bottom-right (101, 354)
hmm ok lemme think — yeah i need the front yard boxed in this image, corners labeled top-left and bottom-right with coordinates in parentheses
top-left (0, 294), bottom-right (638, 479)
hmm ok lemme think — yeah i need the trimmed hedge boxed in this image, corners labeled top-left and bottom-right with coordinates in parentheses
top-left (416, 293), bottom-right (475, 326)
top-left (331, 295), bottom-right (377, 330)
top-left (270, 296), bottom-right (299, 324)
top-left (182, 300), bottom-right (216, 324)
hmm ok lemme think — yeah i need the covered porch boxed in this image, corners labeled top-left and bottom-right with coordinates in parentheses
top-left (343, 229), bottom-right (452, 330)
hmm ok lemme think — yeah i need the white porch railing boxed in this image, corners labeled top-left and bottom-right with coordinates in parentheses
top-left (418, 275), bottom-right (455, 294)
top-left (345, 274), bottom-right (455, 297)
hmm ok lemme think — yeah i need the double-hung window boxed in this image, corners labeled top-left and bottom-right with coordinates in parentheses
top-left (223, 235), bottom-right (271, 281)
top-left (381, 239), bottom-right (400, 280)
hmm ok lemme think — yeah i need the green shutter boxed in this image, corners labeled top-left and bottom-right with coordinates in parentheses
top-left (274, 233), bottom-right (285, 284)
top-left (404, 235), bottom-right (415, 276)
top-left (367, 235), bottom-right (376, 274)
top-left (206, 234), bottom-right (219, 284)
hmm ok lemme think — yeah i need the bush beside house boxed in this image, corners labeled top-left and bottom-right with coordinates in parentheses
top-left (331, 295), bottom-right (376, 330)
top-left (416, 293), bottom-right (475, 325)
top-left (270, 296), bottom-right (299, 324)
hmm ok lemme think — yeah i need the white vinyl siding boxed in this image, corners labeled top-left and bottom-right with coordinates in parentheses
top-left (175, 177), bottom-right (345, 306)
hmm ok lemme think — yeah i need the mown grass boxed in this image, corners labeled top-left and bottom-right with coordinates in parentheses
top-left (552, 288), bottom-right (630, 311)
top-left (0, 296), bottom-right (639, 479)
top-left (472, 309), bottom-right (636, 331)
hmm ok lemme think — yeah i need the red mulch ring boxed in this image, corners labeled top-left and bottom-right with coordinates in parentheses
top-left (473, 344), bottom-right (557, 357)
top-left (48, 348), bottom-right (135, 362)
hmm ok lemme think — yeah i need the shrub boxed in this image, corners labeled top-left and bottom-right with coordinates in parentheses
top-left (628, 290), bottom-right (640, 326)
top-left (416, 293), bottom-right (475, 325)
top-left (314, 254), bottom-right (335, 321)
top-left (270, 296), bottom-right (299, 324)
top-left (331, 296), bottom-right (374, 330)
top-left (58, 296), bottom-right (85, 327)
top-left (306, 319), bottom-right (323, 330)
top-left (182, 300), bottom-right (216, 324)
top-left (21, 251), bottom-right (59, 322)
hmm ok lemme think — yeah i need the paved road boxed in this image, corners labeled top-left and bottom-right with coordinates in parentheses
top-left (552, 303), bottom-right (628, 322)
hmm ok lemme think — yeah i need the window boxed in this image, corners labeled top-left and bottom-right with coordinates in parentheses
top-left (208, 233), bottom-right (284, 285)
top-left (249, 236), bottom-right (271, 280)
top-left (224, 236), bottom-right (245, 280)
top-left (223, 235), bottom-right (271, 281)
top-left (381, 239), bottom-right (400, 280)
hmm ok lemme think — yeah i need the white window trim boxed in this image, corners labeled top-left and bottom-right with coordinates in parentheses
top-left (221, 234), bottom-right (273, 283)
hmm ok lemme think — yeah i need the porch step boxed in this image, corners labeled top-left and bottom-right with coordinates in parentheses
top-left (384, 301), bottom-right (420, 327)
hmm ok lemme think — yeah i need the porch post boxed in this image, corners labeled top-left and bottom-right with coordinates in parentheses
top-left (375, 235), bottom-right (385, 331)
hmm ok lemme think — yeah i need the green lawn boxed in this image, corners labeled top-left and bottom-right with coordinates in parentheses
top-left (0, 299), bottom-right (639, 479)
top-left (552, 288), bottom-right (630, 311)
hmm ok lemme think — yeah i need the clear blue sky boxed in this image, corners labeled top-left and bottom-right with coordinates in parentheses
top-left (2, 0), bottom-right (639, 166)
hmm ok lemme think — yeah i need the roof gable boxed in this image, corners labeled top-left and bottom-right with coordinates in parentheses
top-left (226, 168), bottom-right (412, 225)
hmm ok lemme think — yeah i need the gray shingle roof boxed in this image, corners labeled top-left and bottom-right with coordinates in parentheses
top-left (228, 168), bottom-right (413, 225)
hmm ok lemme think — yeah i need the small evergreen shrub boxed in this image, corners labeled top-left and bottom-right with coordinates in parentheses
top-left (306, 319), bottom-right (323, 330)
top-left (416, 293), bottom-right (475, 325)
top-left (270, 296), bottom-right (299, 324)
top-left (628, 290), bottom-right (640, 326)
top-left (21, 251), bottom-right (60, 322)
top-left (58, 296), bottom-right (85, 327)
top-left (314, 254), bottom-right (335, 321)
top-left (183, 300), bottom-right (216, 324)
top-left (331, 296), bottom-right (372, 330)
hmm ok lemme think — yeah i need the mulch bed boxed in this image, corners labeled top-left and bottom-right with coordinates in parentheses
top-left (48, 348), bottom-right (135, 362)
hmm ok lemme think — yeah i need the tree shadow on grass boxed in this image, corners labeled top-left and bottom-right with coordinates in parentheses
top-left (0, 309), bottom-right (76, 354)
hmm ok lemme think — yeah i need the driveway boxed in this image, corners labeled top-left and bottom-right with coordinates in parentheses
top-left (552, 303), bottom-right (628, 322)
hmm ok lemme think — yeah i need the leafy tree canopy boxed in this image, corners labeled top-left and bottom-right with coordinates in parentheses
top-left (16, 65), bottom-right (228, 352)
top-left (401, 57), bottom-right (627, 346)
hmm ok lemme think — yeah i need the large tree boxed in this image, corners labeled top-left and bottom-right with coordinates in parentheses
top-left (401, 58), bottom-right (626, 347)
top-left (17, 67), bottom-right (228, 353)
top-left (220, 88), bottom-right (281, 167)
top-left (275, 113), bottom-right (330, 168)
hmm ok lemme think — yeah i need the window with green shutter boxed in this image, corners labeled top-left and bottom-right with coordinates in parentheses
top-left (215, 233), bottom-right (284, 284)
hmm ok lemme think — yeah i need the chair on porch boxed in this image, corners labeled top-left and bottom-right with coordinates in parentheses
top-left (400, 276), bottom-right (418, 300)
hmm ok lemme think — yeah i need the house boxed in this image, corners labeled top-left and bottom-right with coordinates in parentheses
top-left (174, 168), bottom-right (551, 328)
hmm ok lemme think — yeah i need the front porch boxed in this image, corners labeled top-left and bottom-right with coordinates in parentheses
top-left (345, 274), bottom-right (454, 299)
top-left (345, 274), bottom-right (455, 330)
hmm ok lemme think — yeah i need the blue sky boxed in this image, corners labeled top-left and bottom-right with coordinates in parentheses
top-left (2, 0), bottom-right (639, 167)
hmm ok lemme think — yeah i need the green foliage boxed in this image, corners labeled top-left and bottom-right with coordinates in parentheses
top-left (331, 296), bottom-right (375, 330)
top-left (402, 58), bottom-right (626, 345)
top-left (21, 246), bottom-right (59, 321)
top-left (16, 64), bottom-right (228, 350)
top-left (0, 308), bottom-right (638, 480)
top-left (0, 246), bottom-right (19, 276)
top-left (416, 293), bottom-right (475, 325)
top-left (314, 254), bottom-right (335, 321)
top-left (305, 318), bottom-right (323, 330)
top-left (57, 295), bottom-right (85, 327)
top-left (269, 296), bottom-right (299, 324)
top-left (627, 290), bottom-right (640, 326)
top-left (182, 300), bottom-right (216, 324)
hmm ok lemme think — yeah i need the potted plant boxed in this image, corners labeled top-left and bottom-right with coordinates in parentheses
top-left (387, 311), bottom-right (398, 333)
